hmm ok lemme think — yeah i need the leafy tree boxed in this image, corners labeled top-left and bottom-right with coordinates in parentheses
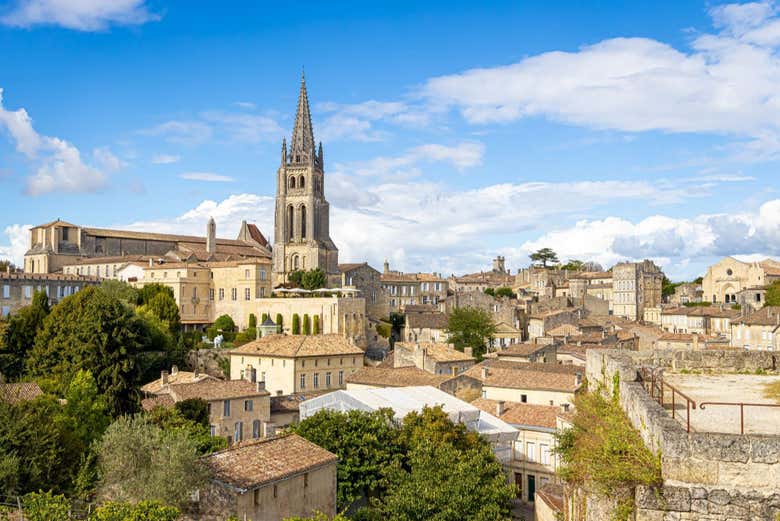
top-left (61, 369), bottom-right (110, 449)
top-left (0, 290), bottom-right (49, 379)
top-left (285, 514), bottom-right (350, 521)
top-left (291, 408), bottom-right (402, 511)
top-left (261, 312), bottom-right (269, 323)
top-left (97, 415), bottom-right (207, 508)
top-left (693, 276), bottom-right (703, 284)
top-left (529, 247), bottom-right (559, 268)
top-left (0, 259), bottom-right (17, 272)
top-left (292, 314), bottom-right (301, 335)
top-left (494, 287), bottom-right (515, 299)
top-left (174, 398), bottom-right (209, 426)
top-left (99, 280), bottom-right (139, 308)
top-left (483, 287), bottom-right (495, 297)
top-left (303, 314), bottom-right (311, 335)
top-left (662, 276), bottom-right (681, 299)
top-left (137, 284), bottom-right (174, 306)
top-left (22, 490), bottom-right (71, 521)
top-left (276, 313), bottom-right (284, 330)
top-left (248, 313), bottom-right (257, 328)
top-left (142, 292), bottom-right (181, 335)
top-left (213, 314), bottom-right (236, 332)
top-left (313, 314), bottom-right (321, 335)
top-left (560, 259), bottom-right (585, 271)
top-left (91, 500), bottom-right (181, 521)
top-left (399, 406), bottom-right (487, 454)
top-left (26, 286), bottom-right (143, 417)
top-left (145, 405), bottom-right (225, 455)
top-left (302, 267), bottom-right (327, 290)
top-left (288, 269), bottom-right (305, 287)
top-left (446, 307), bottom-right (496, 359)
top-left (766, 281), bottom-right (780, 306)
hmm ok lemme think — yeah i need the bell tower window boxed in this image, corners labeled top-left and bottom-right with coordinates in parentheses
top-left (289, 177), bottom-right (296, 189)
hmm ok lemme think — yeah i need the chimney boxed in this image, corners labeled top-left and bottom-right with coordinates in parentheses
top-left (256, 381), bottom-right (266, 392)
top-left (194, 364), bottom-right (199, 377)
top-left (495, 400), bottom-right (505, 417)
top-left (171, 365), bottom-right (178, 375)
top-left (482, 367), bottom-right (489, 379)
top-left (574, 372), bottom-right (583, 386)
top-left (206, 217), bottom-right (216, 256)
top-left (161, 370), bottom-right (169, 386)
top-left (464, 347), bottom-right (473, 358)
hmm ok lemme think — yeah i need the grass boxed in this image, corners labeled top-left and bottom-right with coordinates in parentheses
top-left (764, 380), bottom-right (780, 404)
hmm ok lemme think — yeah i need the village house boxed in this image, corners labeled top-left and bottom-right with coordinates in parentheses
top-left (491, 343), bottom-right (558, 364)
top-left (338, 262), bottom-right (384, 319)
top-left (612, 260), bottom-right (664, 321)
top-left (527, 308), bottom-right (582, 341)
top-left (653, 332), bottom-right (731, 350)
top-left (380, 262), bottom-right (449, 313)
top-left (140, 366), bottom-right (216, 395)
top-left (659, 305), bottom-right (740, 338)
top-left (194, 434), bottom-right (337, 521)
top-left (403, 308), bottom-right (449, 343)
top-left (393, 341), bottom-right (476, 375)
top-left (142, 377), bottom-right (271, 445)
top-left (229, 334), bottom-right (365, 396)
top-left (463, 360), bottom-right (582, 407)
top-left (669, 282), bottom-right (703, 305)
top-left (492, 321), bottom-right (524, 348)
top-left (730, 306), bottom-right (780, 351)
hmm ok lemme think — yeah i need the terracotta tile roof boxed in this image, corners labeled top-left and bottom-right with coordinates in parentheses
top-left (395, 342), bottom-right (474, 362)
top-left (733, 306), bottom-right (780, 326)
top-left (0, 382), bottom-right (43, 404)
top-left (245, 223), bottom-right (269, 248)
top-left (529, 308), bottom-right (578, 320)
top-left (657, 332), bottom-right (721, 342)
top-left (547, 324), bottom-right (580, 337)
top-left (140, 371), bottom-right (216, 394)
top-left (141, 394), bottom-right (175, 411)
top-left (662, 306), bottom-right (740, 318)
top-left (569, 271), bottom-right (612, 280)
top-left (346, 366), bottom-right (452, 388)
top-left (231, 334), bottom-right (365, 358)
top-left (381, 271), bottom-right (446, 283)
top-left (203, 434), bottom-right (337, 491)
top-left (169, 379), bottom-right (269, 402)
top-left (537, 483), bottom-right (565, 513)
top-left (406, 311), bottom-right (449, 330)
top-left (63, 255), bottom-right (154, 266)
top-left (471, 398), bottom-right (560, 429)
top-left (463, 360), bottom-right (581, 392)
top-left (0, 272), bottom-right (100, 282)
top-left (33, 219), bottom-right (78, 229)
top-left (494, 321), bottom-right (522, 335)
top-left (496, 343), bottom-right (552, 357)
top-left (403, 304), bottom-right (439, 313)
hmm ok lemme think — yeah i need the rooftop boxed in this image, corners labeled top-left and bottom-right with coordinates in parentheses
top-left (168, 379), bottom-right (269, 402)
top-left (203, 434), bottom-right (337, 491)
top-left (395, 342), bottom-right (474, 362)
top-left (140, 369), bottom-right (216, 394)
top-left (346, 366), bottom-right (453, 388)
top-left (0, 382), bottom-right (43, 404)
top-left (495, 343), bottom-right (552, 357)
top-left (471, 398), bottom-right (561, 429)
top-left (231, 334), bottom-right (365, 358)
top-left (405, 311), bottom-right (449, 330)
top-left (463, 360), bottom-right (581, 392)
top-left (734, 306), bottom-right (780, 326)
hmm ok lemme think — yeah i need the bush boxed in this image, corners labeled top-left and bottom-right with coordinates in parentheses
top-left (376, 322), bottom-right (391, 339)
top-left (292, 314), bottom-right (301, 335)
top-left (313, 315), bottom-right (320, 335)
top-left (213, 314), bottom-right (236, 332)
top-left (91, 500), bottom-right (181, 521)
top-left (261, 313), bottom-right (269, 323)
top-left (22, 491), bottom-right (71, 521)
top-left (303, 314), bottom-right (311, 335)
top-left (276, 313), bottom-right (284, 331)
top-left (248, 314), bottom-right (257, 328)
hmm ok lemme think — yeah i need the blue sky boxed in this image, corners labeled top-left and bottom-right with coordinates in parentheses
top-left (1, 0), bottom-right (780, 280)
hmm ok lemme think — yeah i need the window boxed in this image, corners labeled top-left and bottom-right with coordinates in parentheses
top-left (326, 372), bottom-right (331, 387)
top-left (245, 288), bottom-right (251, 300)
top-left (1, 285), bottom-right (8, 299)
top-left (219, 288), bottom-right (224, 300)
top-left (1, 306), bottom-right (9, 318)
top-left (62, 228), bottom-right (69, 241)
top-left (245, 269), bottom-right (250, 279)
top-left (313, 373), bottom-right (319, 388)
top-left (300, 374), bottom-right (306, 389)
top-left (231, 288), bottom-right (237, 301)
top-left (526, 442), bottom-right (536, 462)
top-left (521, 394), bottom-right (528, 403)
top-left (209, 289), bottom-right (215, 301)
top-left (193, 287), bottom-right (197, 298)
top-left (234, 422), bottom-right (243, 443)
top-left (223, 400), bottom-right (231, 417)
top-left (260, 268), bottom-right (266, 281)
top-left (252, 420), bottom-right (261, 439)
top-left (210, 425), bottom-right (216, 436)
top-left (338, 370), bottom-right (343, 386)
top-left (540, 444), bottom-right (550, 465)
top-left (23, 285), bottom-right (32, 299)
top-left (244, 399), bottom-right (253, 412)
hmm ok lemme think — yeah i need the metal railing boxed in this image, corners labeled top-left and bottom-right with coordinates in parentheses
top-left (639, 368), bottom-right (697, 432)
top-left (698, 402), bottom-right (780, 435)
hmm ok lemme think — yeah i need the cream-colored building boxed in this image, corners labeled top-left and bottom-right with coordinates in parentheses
top-left (463, 360), bottom-right (581, 407)
top-left (612, 260), bottom-right (664, 321)
top-left (403, 309), bottom-right (449, 343)
top-left (659, 306), bottom-right (739, 338)
top-left (229, 334), bottom-right (365, 396)
top-left (393, 342), bottom-right (476, 376)
top-left (380, 262), bottom-right (448, 313)
top-left (196, 434), bottom-right (337, 521)
top-left (703, 256), bottom-right (780, 305)
top-left (0, 271), bottom-right (99, 317)
top-left (730, 306), bottom-right (780, 351)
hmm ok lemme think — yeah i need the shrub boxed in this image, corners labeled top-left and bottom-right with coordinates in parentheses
top-left (22, 491), bottom-right (70, 521)
top-left (292, 314), bottom-right (301, 335)
top-left (261, 313), bottom-right (269, 323)
top-left (376, 323), bottom-right (391, 339)
top-left (248, 314), bottom-right (257, 328)
top-left (213, 314), bottom-right (236, 332)
top-left (313, 315), bottom-right (320, 335)
top-left (303, 314), bottom-right (311, 335)
top-left (91, 500), bottom-right (181, 521)
top-left (276, 314), bottom-right (283, 331)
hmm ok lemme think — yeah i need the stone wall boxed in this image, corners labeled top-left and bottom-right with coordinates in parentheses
top-left (583, 349), bottom-right (780, 520)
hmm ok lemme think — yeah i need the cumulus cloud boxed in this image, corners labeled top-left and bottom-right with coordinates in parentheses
top-left (0, 88), bottom-right (109, 195)
top-left (151, 154), bottom-right (180, 164)
top-left (318, 100), bottom-right (430, 142)
top-left (0, 224), bottom-right (32, 266)
top-left (179, 172), bottom-right (235, 182)
top-left (0, 0), bottom-right (160, 31)
top-left (92, 147), bottom-right (126, 172)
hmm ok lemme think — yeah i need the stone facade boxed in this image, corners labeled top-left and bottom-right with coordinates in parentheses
top-left (339, 263), bottom-right (385, 320)
top-left (380, 262), bottom-right (448, 313)
top-left (0, 271), bottom-right (99, 317)
top-left (272, 76), bottom-right (339, 286)
top-left (703, 256), bottom-right (780, 305)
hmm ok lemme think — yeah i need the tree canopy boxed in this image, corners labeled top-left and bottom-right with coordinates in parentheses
top-left (766, 281), bottom-right (780, 306)
top-left (214, 314), bottom-right (236, 332)
top-left (289, 268), bottom-right (328, 290)
top-left (529, 247), bottom-right (559, 268)
top-left (0, 290), bottom-right (50, 379)
top-left (141, 292), bottom-right (181, 335)
top-left (446, 307), bottom-right (496, 359)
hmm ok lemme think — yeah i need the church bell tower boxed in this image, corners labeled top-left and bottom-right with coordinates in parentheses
top-left (272, 74), bottom-right (339, 286)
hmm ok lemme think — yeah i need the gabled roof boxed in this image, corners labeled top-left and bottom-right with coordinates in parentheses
top-left (395, 342), bottom-right (474, 363)
top-left (32, 219), bottom-right (78, 229)
top-left (471, 398), bottom-right (561, 429)
top-left (346, 366), bottom-right (453, 388)
top-left (203, 434), bottom-right (337, 492)
top-left (496, 343), bottom-right (553, 357)
top-left (406, 311), bottom-right (448, 330)
top-left (463, 360), bottom-right (581, 392)
top-left (734, 306), bottom-right (780, 326)
top-left (168, 379), bottom-right (269, 402)
top-left (230, 334), bottom-right (365, 358)
top-left (0, 382), bottom-right (43, 404)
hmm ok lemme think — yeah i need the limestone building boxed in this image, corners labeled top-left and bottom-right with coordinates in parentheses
top-left (612, 260), bottom-right (664, 321)
top-left (702, 256), bottom-right (780, 304)
top-left (272, 76), bottom-right (339, 286)
top-left (0, 271), bottom-right (99, 317)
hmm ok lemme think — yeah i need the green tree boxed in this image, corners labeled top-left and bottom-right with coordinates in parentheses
top-left (313, 314), bottom-right (321, 335)
top-left (248, 313), bottom-right (257, 328)
top-left (214, 314), bottom-right (236, 332)
top-left (291, 408), bottom-right (402, 511)
top-left (446, 307), bottom-right (496, 359)
top-left (22, 490), bottom-right (71, 521)
top-left (494, 287), bottom-right (515, 299)
top-left (285, 514), bottom-right (350, 521)
top-left (560, 259), bottom-right (585, 271)
top-left (292, 314), bottom-right (301, 335)
top-left (288, 269), bottom-right (305, 287)
top-left (276, 313), bottom-right (284, 331)
top-left (399, 406), bottom-right (486, 454)
top-left (137, 284), bottom-right (174, 306)
top-left (26, 286), bottom-right (143, 417)
top-left (766, 281), bottom-right (780, 306)
top-left (61, 369), bottom-right (110, 449)
top-left (261, 312), bottom-right (269, 323)
top-left (143, 292), bottom-right (181, 335)
top-left (302, 268), bottom-right (327, 290)
top-left (483, 287), bottom-right (495, 297)
top-left (662, 276), bottom-right (681, 299)
top-left (174, 398), bottom-right (209, 426)
top-left (303, 314), bottom-right (311, 335)
top-left (97, 415), bottom-right (206, 508)
top-left (1, 290), bottom-right (50, 378)
top-left (145, 405), bottom-right (226, 455)
top-left (91, 500), bottom-right (181, 521)
top-left (99, 280), bottom-right (139, 308)
top-left (529, 247), bottom-right (559, 268)
top-left (0, 260), bottom-right (17, 272)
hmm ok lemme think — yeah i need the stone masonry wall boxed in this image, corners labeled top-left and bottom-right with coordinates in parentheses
top-left (585, 349), bottom-right (780, 521)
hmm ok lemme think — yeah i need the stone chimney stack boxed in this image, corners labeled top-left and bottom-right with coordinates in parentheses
top-left (464, 347), bottom-right (473, 358)
top-left (161, 370), bottom-right (169, 386)
top-left (482, 367), bottom-right (489, 380)
top-left (495, 400), bottom-right (505, 417)
top-left (206, 217), bottom-right (216, 256)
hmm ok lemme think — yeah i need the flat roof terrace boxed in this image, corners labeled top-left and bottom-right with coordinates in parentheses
top-left (663, 373), bottom-right (780, 435)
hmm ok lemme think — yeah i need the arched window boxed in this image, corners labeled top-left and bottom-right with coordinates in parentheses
top-left (293, 255), bottom-right (300, 270)
top-left (300, 205), bottom-right (307, 239)
top-left (299, 175), bottom-right (305, 189)
top-left (287, 205), bottom-right (294, 241)
top-left (289, 176), bottom-right (296, 189)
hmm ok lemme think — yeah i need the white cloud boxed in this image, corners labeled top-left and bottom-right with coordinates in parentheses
top-left (1, 0), bottom-right (160, 31)
top-left (0, 88), bottom-right (108, 195)
top-left (233, 101), bottom-right (257, 110)
top-left (0, 224), bottom-right (32, 266)
top-left (420, 3), bottom-right (780, 160)
top-left (151, 154), bottom-right (180, 164)
top-left (139, 120), bottom-right (213, 146)
top-left (318, 100), bottom-right (429, 142)
top-left (92, 147), bottom-right (126, 172)
top-left (179, 172), bottom-right (235, 182)
top-left (200, 111), bottom-right (284, 144)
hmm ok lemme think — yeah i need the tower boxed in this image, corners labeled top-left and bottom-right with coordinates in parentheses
top-left (272, 74), bottom-right (339, 286)
top-left (206, 217), bottom-right (216, 257)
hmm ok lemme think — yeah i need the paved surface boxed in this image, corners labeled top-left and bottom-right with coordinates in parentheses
top-left (512, 501), bottom-right (535, 521)
top-left (664, 373), bottom-right (780, 435)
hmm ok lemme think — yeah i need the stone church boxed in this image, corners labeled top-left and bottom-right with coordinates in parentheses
top-left (272, 75), bottom-right (339, 286)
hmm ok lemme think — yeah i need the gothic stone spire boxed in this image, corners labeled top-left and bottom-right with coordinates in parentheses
top-left (290, 72), bottom-right (315, 164)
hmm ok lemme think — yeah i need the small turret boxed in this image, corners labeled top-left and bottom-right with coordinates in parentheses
top-left (206, 217), bottom-right (216, 256)
top-left (317, 141), bottom-right (323, 168)
top-left (281, 138), bottom-right (287, 165)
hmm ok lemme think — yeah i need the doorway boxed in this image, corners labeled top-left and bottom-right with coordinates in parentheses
top-left (527, 475), bottom-right (535, 502)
